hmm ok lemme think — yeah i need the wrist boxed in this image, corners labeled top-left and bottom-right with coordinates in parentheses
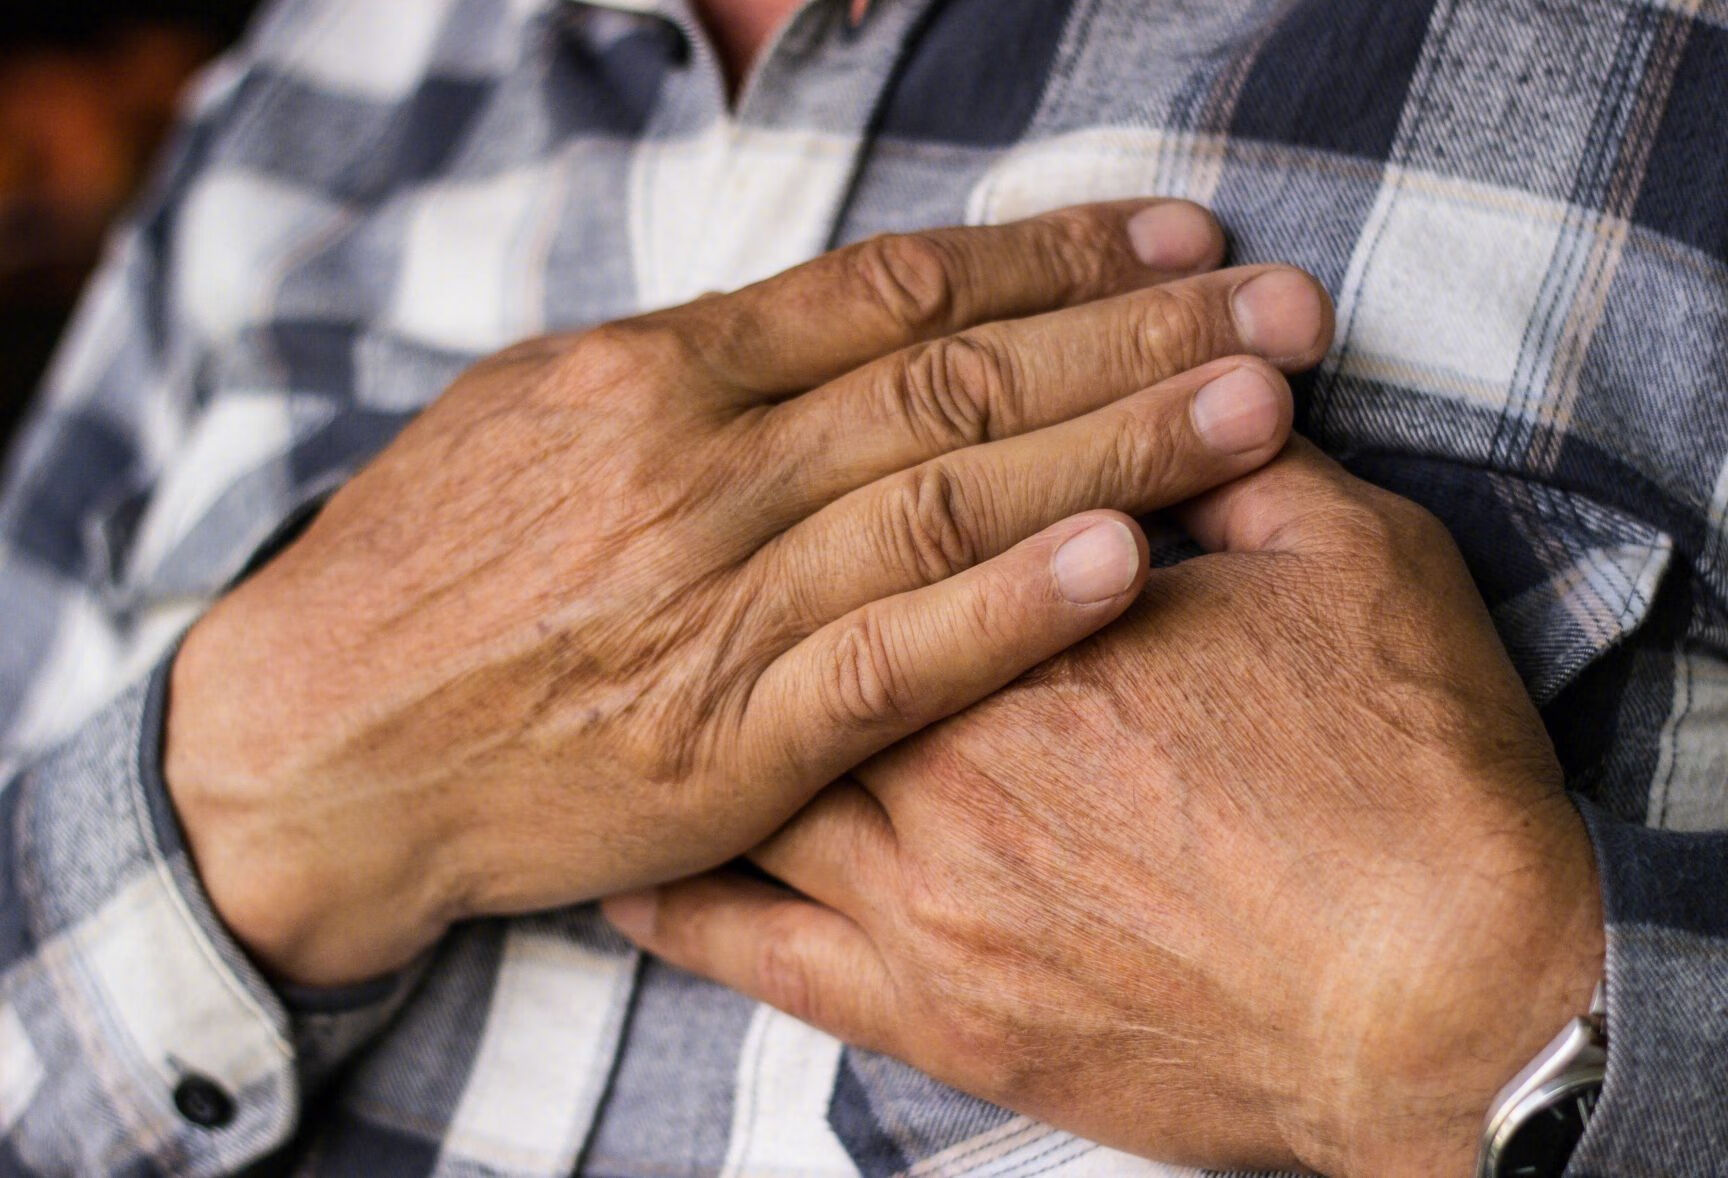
top-left (1285, 794), bottom-right (1605, 1178)
top-left (165, 588), bottom-right (463, 987)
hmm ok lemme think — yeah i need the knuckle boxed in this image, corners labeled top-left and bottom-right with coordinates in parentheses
top-left (1102, 405), bottom-right (1180, 498)
top-left (570, 318), bottom-right (699, 385)
top-left (1022, 210), bottom-right (1116, 301)
top-left (572, 319), bottom-right (646, 366)
top-left (1317, 499), bottom-right (1408, 566)
top-left (755, 907), bottom-right (821, 1024)
top-left (1373, 494), bottom-right (1460, 575)
top-left (954, 585), bottom-right (1012, 655)
top-left (882, 463), bottom-right (980, 584)
top-left (900, 865), bottom-right (972, 942)
top-left (847, 233), bottom-right (962, 329)
top-left (1130, 284), bottom-right (1221, 373)
top-left (901, 879), bottom-right (952, 940)
top-left (894, 333), bottom-right (1013, 450)
top-left (826, 608), bottom-right (915, 731)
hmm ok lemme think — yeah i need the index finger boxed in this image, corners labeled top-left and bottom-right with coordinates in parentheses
top-left (666, 200), bottom-right (1225, 400)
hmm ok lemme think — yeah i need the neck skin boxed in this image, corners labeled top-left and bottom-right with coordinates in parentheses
top-left (691, 0), bottom-right (812, 94)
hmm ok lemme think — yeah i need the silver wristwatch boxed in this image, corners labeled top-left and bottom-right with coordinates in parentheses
top-left (1476, 982), bottom-right (1607, 1178)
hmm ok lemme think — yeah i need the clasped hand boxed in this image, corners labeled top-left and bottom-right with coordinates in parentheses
top-left (165, 199), bottom-right (1321, 985)
top-left (607, 451), bottom-right (1606, 1174)
top-left (166, 193), bottom-right (1603, 1175)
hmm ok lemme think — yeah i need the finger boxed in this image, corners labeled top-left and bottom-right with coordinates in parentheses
top-left (603, 873), bottom-right (898, 1053)
top-left (757, 264), bottom-right (1330, 515)
top-left (663, 200), bottom-right (1226, 400)
top-left (747, 780), bottom-right (896, 916)
top-left (742, 510), bottom-right (1148, 789)
top-left (1172, 435), bottom-right (1427, 555)
top-left (761, 357), bottom-right (1289, 628)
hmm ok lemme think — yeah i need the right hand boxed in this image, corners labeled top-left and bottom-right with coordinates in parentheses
top-left (164, 199), bottom-right (1332, 986)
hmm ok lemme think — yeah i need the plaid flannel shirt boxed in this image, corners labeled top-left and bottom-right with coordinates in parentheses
top-left (2, 0), bottom-right (1726, 1173)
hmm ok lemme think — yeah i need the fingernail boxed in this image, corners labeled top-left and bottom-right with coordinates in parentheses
top-left (1191, 367), bottom-right (1285, 454)
top-left (1126, 202), bottom-right (1218, 270)
top-left (1053, 520), bottom-right (1140, 604)
top-left (604, 890), bottom-right (659, 940)
top-left (1231, 269), bottom-right (1325, 359)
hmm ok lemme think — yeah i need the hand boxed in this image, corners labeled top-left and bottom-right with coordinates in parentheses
top-left (165, 199), bottom-right (1334, 986)
top-left (604, 440), bottom-right (1606, 1177)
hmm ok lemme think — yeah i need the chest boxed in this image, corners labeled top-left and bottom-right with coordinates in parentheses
top-left (143, 2), bottom-right (1727, 1173)
top-left (153, 0), bottom-right (1723, 718)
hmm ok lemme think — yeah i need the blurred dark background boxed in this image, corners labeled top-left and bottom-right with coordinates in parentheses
top-left (0, 1), bottom-right (257, 452)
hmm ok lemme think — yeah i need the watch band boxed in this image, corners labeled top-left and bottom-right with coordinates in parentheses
top-left (1475, 982), bottom-right (1607, 1178)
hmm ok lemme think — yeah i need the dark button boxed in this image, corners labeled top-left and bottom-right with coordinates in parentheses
top-left (172, 1074), bottom-right (235, 1129)
top-left (655, 20), bottom-right (691, 66)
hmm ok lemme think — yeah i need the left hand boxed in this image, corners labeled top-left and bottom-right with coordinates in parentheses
top-left (604, 439), bottom-right (1606, 1177)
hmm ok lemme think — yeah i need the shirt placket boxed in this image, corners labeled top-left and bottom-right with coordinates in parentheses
top-left (591, 0), bottom-right (938, 309)
top-left (536, 1), bottom-right (939, 1172)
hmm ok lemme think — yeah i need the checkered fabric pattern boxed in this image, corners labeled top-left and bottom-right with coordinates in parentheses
top-left (1, 0), bottom-right (1725, 1172)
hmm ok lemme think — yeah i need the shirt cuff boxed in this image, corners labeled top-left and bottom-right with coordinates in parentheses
top-left (133, 650), bottom-right (422, 1085)
top-left (1567, 797), bottom-right (1728, 1175)
top-left (3, 656), bottom-right (411, 1172)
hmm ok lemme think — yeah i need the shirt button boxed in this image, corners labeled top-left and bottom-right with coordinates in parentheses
top-left (172, 1074), bottom-right (235, 1128)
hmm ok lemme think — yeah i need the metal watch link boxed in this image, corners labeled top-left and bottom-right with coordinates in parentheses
top-left (1475, 982), bottom-right (1607, 1178)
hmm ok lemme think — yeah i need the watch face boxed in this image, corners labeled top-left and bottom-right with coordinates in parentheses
top-left (1496, 1084), bottom-right (1600, 1177)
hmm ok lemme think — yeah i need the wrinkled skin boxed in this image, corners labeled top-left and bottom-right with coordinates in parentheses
top-left (166, 198), bottom-right (1333, 986)
top-left (609, 440), bottom-right (1605, 1177)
